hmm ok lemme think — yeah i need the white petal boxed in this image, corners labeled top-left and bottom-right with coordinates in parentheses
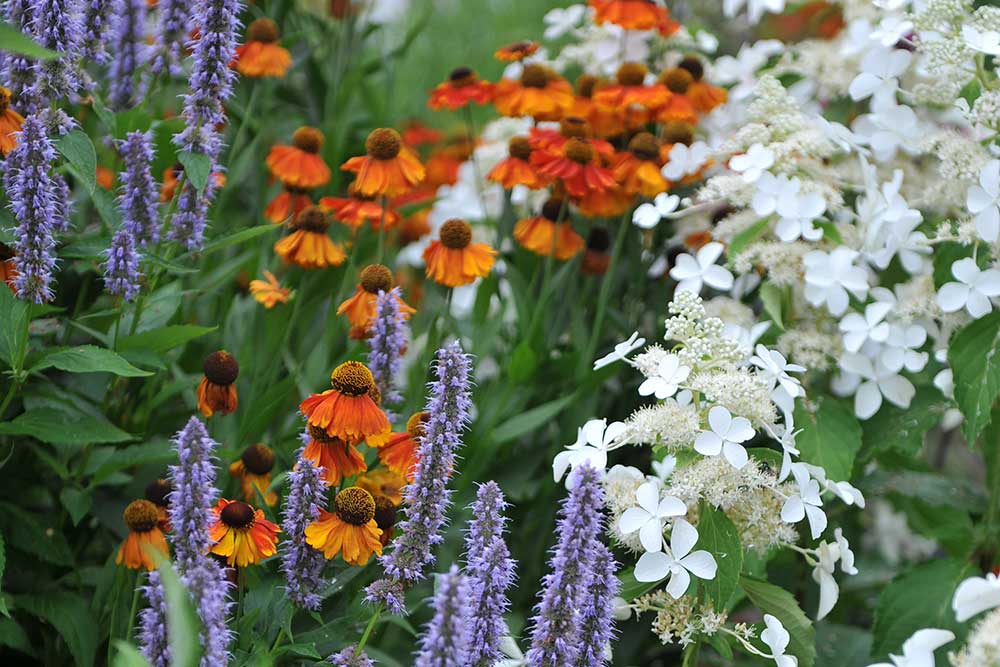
top-left (937, 282), bottom-right (970, 313)
top-left (603, 421), bottom-right (627, 446)
top-left (815, 570), bottom-right (839, 620)
top-left (679, 550), bottom-right (718, 580)
top-left (707, 405), bottom-right (733, 435)
top-left (854, 380), bottom-right (883, 420)
top-left (619, 507), bottom-right (652, 535)
top-left (781, 495), bottom-right (805, 523)
top-left (703, 264), bottom-right (735, 290)
top-left (697, 242), bottom-right (725, 267)
top-left (804, 504), bottom-right (828, 540)
top-left (665, 567), bottom-right (691, 599)
top-left (952, 257), bottom-right (981, 285)
top-left (723, 442), bottom-right (749, 469)
top-left (878, 374), bottom-right (915, 408)
top-left (634, 551), bottom-right (672, 583)
top-left (657, 496), bottom-right (688, 518)
top-left (694, 431), bottom-right (723, 456)
top-left (669, 519), bottom-right (699, 559)
top-left (966, 185), bottom-right (993, 214)
top-left (726, 417), bottom-right (755, 443)
top-left (902, 629), bottom-right (955, 658)
top-left (639, 518), bottom-right (665, 553)
top-left (669, 254), bottom-right (701, 280)
top-left (635, 482), bottom-right (661, 514)
top-left (975, 206), bottom-right (1000, 243)
top-left (976, 269), bottom-right (1000, 297)
top-left (967, 289), bottom-right (993, 319)
top-left (953, 575), bottom-right (1000, 622)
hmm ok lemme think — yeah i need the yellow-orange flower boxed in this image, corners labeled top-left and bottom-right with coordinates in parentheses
top-left (570, 75), bottom-right (624, 138)
top-left (356, 467), bottom-right (407, 507)
top-left (249, 270), bottom-right (290, 308)
top-left (611, 132), bottom-right (667, 197)
top-left (377, 411), bottom-right (428, 481)
top-left (229, 443), bottom-right (278, 506)
top-left (209, 499), bottom-right (280, 567)
top-left (422, 219), bottom-right (497, 288)
top-left (514, 199), bottom-right (585, 261)
top-left (319, 184), bottom-right (401, 231)
top-left (530, 137), bottom-right (617, 198)
top-left (305, 487), bottom-right (383, 565)
top-left (401, 120), bottom-right (444, 147)
top-left (234, 18), bottom-right (292, 77)
top-left (117, 500), bottom-right (170, 570)
top-left (300, 361), bottom-right (391, 445)
top-left (653, 68), bottom-right (699, 124)
top-left (0, 87), bottom-right (24, 157)
top-left (264, 187), bottom-right (313, 224)
top-left (274, 206), bottom-right (347, 269)
top-left (303, 425), bottom-right (368, 486)
top-left (197, 350), bottom-right (239, 418)
top-left (342, 128), bottom-right (426, 198)
top-left (590, 0), bottom-right (679, 35)
top-left (428, 67), bottom-right (494, 111)
top-left (492, 64), bottom-right (574, 121)
top-left (593, 62), bottom-right (671, 111)
top-left (336, 264), bottom-right (416, 330)
top-left (487, 136), bottom-right (547, 190)
top-left (494, 40), bottom-right (540, 62)
top-left (266, 127), bottom-right (332, 189)
top-left (677, 56), bottom-right (728, 113)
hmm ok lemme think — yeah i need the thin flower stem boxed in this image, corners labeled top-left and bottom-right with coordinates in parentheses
top-left (582, 209), bottom-right (632, 369)
top-left (376, 196), bottom-right (387, 263)
top-left (355, 604), bottom-right (383, 655)
top-left (124, 572), bottom-right (141, 642)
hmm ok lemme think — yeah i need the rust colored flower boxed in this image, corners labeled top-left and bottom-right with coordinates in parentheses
top-left (0, 87), bottom-right (24, 157)
top-left (117, 499), bottom-right (170, 570)
top-left (249, 270), bottom-right (291, 308)
top-left (514, 198), bottom-right (585, 261)
top-left (488, 136), bottom-right (547, 189)
top-left (305, 487), bottom-right (383, 565)
top-left (234, 18), bottom-right (292, 78)
top-left (266, 126), bottom-right (332, 189)
top-left (341, 128), bottom-right (426, 198)
top-left (302, 424), bottom-right (368, 487)
top-left (264, 186), bottom-right (313, 224)
top-left (299, 361), bottom-right (391, 445)
top-left (590, 0), bottom-right (679, 35)
top-left (428, 67), bottom-right (494, 111)
top-left (197, 350), bottom-right (239, 418)
top-left (229, 443), bottom-right (278, 506)
top-left (494, 40), bottom-right (539, 62)
top-left (422, 219), bottom-right (497, 287)
top-left (337, 264), bottom-right (416, 330)
top-left (273, 206), bottom-right (347, 270)
top-left (208, 499), bottom-right (280, 566)
top-left (492, 64), bottom-right (574, 121)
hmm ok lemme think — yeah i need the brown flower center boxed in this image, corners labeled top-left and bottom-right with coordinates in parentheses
top-left (220, 501), bottom-right (256, 529)
top-left (678, 55), bottom-right (705, 82)
top-left (366, 128), bottom-right (402, 160)
top-left (145, 479), bottom-right (173, 508)
top-left (629, 132), bottom-right (661, 161)
top-left (542, 198), bottom-right (568, 222)
top-left (124, 499), bottom-right (160, 532)
top-left (406, 411), bottom-right (430, 438)
top-left (661, 121), bottom-right (695, 147)
top-left (575, 74), bottom-right (599, 99)
top-left (292, 126), bottom-right (324, 154)
top-left (617, 62), bottom-right (648, 87)
top-left (587, 226), bottom-right (611, 252)
top-left (440, 219), bottom-right (472, 249)
top-left (308, 423), bottom-right (340, 443)
top-left (247, 17), bottom-right (280, 43)
top-left (373, 495), bottom-right (396, 531)
top-left (292, 205), bottom-right (330, 232)
top-left (660, 67), bottom-right (693, 94)
top-left (241, 443), bottom-right (275, 475)
top-left (360, 264), bottom-right (393, 294)
top-left (559, 116), bottom-right (590, 139)
top-left (508, 136), bottom-right (532, 161)
top-left (521, 64), bottom-right (549, 89)
top-left (564, 138), bottom-right (594, 165)
top-left (335, 487), bottom-right (376, 525)
top-left (330, 361), bottom-right (375, 396)
top-left (0, 87), bottom-right (11, 114)
top-left (204, 350), bottom-right (239, 385)
top-left (0, 243), bottom-right (14, 262)
top-left (449, 67), bottom-right (476, 87)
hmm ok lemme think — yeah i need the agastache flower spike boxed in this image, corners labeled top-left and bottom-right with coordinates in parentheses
top-left (464, 481), bottom-right (517, 667)
top-left (104, 227), bottom-right (142, 301)
top-left (150, 0), bottom-right (191, 76)
top-left (108, 0), bottom-right (148, 109)
top-left (138, 571), bottom-right (170, 667)
top-left (574, 542), bottom-right (619, 667)
top-left (82, 0), bottom-right (114, 63)
top-left (414, 565), bottom-right (472, 667)
top-left (526, 464), bottom-right (606, 667)
top-left (33, 0), bottom-right (83, 103)
top-left (118, 131), bottom-right (160, 246)
top-left (368, 286), bottom-right (409, 416)
top-left (167, 180), bottom-right (212, 250)
top-left (327, 646), bottom-right (375, 666)
top-left (280, 448), bottom-right (327, 611)
top-left (167, 416), bottom-right (220, 570)
top-left (182, 559), bottom-right (233, 667)
top-left (1, 0), bottom-right (41, 113)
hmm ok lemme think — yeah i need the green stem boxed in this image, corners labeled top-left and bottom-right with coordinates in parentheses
top-left (582, 209), bottom-right (631, 370)
top-left (270, 627), bottom-right (286, 653)
top-left (124, 572), bottom-right (141, 642)
top-left (355, 605), bottom-right (383, 655)
top-left (0, 379), bottom-right (18, 419)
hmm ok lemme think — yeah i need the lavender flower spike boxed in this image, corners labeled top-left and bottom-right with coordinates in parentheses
top-left (118, 131), bottom-right (160, 246)
top-left (33, 0), bottom-right (83, 103)
top-left (167, 179), bottom-right (211, 250)
top-left (415, 565), bottom-right (472, 667)
top-left (104, 227), bottom-right (142, 301)
top-left (4, 113), bottom-right (59, 303)
top-left (182, 558), bottom-right (234, 667)
top-left (82, 0), bottom-right (114, 63)
top-left (138, 571), bottom-right (170, 667)
top-left (150, 0), bottom-right (191, 76)
top-left (108, 0), bottom-right (148, 110)
top-left (574, 543), bottom-right (619, 667)
top-left (327, 647), bottom-right (375, 667)
top-left (464, 481), bottom-right (516, 667)
top-left (280, 448), bottom-right (327, 611)
top-left (2, 0), bottom-right (41, 114)
top-left (378, 340), bottom-right (473, 585)
top-left (526, 464), bottom-right (606, 667)
top-left (368, 287), bottom-right (408, 416)
top-left (167, 416), bottom-right (220, 571)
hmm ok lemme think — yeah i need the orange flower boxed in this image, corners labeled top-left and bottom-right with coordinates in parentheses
top-left (590, 0), bottom-right (679, 35)
top-left (209, 499), bottom-right (280, 566)
top-left (423, 218), bottom-right (497, 287)
top-left (428, 67), bottom-right (494, 111)
top-left (337, 264), bottom-right (416, 330)
top-left (398, 209), bottom-right (432, 245)
top-left (356, 467), bottom-right (407, 507)
top-left (319, 185), bottom-right (401, 231)
top-left (145, 478), bottom-right (173, 532)
top-left (249, 270), bottom-right (291, 308)
top-left (264, 187), bottom-right (313, 224)
top-left (494, 40), bottom-right (539, 62)
top-left (342, 128), bottom-right (426, 198)
top-left (234, 18), bottom-right (292, 77)
top-left (677, 56), bottom-right (728, 113)
top-left (0, 87), bottom-right (24, 156)
top-left (653, 68), bottom-right (699, 124)
top-left (377, 411), bottom-right (428, 481)
top-left (611, 132), bottom-right (667, 197)
top-left (97, 166), bottom-right (114, 190)
top-left (571, 75), bottom-right (624, 138)
top-left (1, 244), bottom-right (16, 293)
top-left (576, 185), bottom-right (632, 218)
top-left (267, 127), bottom-right (332, 189)
top-left (488, 136), bottom-right (547, 189)
top-left (659, 122), bottom-right (696, 161)
top-left (274, 206), bottom-right (347, 269)
top-left (302, 425), bottom-right (368, 486)
top-left (528, 118), bottom-right (614, 159)
top-left (492, 64), bottom-right (574, 121)
top-left (300, 361), bottom-right (391, 444)
top-left (161, 164), bottom-right (225, 202)
top-left (371, 495), bottom-right (397, 546)
top-left (401, 120), bottom-right (444, 147)
top-left (425, 139), bottom-right (473, 189)
top-left (197, 350), bottom-right (239, 418)
top-left (117, 500), bottom-right (170, 570)
top-left (514, 199), bottom-right (585, 261)
top-left (593, 62), bottom-right (671, 111)
top-left (582, 227), bottom-right (612, 275)
top-left (530, 137), bottom-right (616, 198)
top-left (229, 443), bottom-right (278, 506)
top-left (305, 487), bottom-right (382, 565)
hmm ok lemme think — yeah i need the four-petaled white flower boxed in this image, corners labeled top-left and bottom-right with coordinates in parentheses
top-left (751, 345), bottom-right (805, 418)
top-left (634, 519), bottom-right (718, 598)
top-left (867, 629), bottom-right (955, 667)
top-left (619, 482), bottom-right (688, 553)
top-left (803, 247), bottom-right (870, 316)
top-left (775, 190), bottom-right (827, 243)
top-left (967, 160), bottom-right (1000, 243)
top-left (879, 322), bottom-right (927, 374)
top-left (670, 242), bottom-right (735, 294)
top-left (852, 103), bottom-right (921, 163)
top-left (542, 4), bottom-right (586, 40)
top-left (781, 463), bottom-right (828, 539)
top-left (839, 302), bottom-right (891, 353)
top-left (638, 354), bottom-right (691, 399)
top-left (661, 141), bottom-right (710, 181)
top-left (761, 614), bottom-right (798, 667)
top-left (848, 47), bottom-right (911, 107)
top-left (730, 143), bottom-right (774, 183)
top-left (632, 193), bottom-right (680, 229)
top-left (812, 540), bottom-right (841, 620)
top-left (594, 331), bottom-right (646, 370)
top-left (752, 172), bottom-right (799, 217)
top-left (552, 418), bottom-right (625, 486)
top-left (937, 258), bottom-right (1000, 319)
top-left (839, 352), bottom-right (915, 420)
top-left (952, 572), bottom-right (1000, 622)
top-left (694, 406), bottom-right (755, 469)
top-left (963, 25), bottom-right (1000, 55)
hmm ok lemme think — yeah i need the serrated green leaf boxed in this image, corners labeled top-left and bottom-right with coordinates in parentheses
top-left (57, 131), bottom-right (98, 195)
top-left (697, 504), bottom-right (743, 610)
top-left (617, 566), bottom-right (662, 601)
top-left (0, 409), bottom-right (134, 446)
top-left (741, 576), bottom-right (816, 667)
top-left (59, 487), bottom-right (92, 526)
top-left (948, 311), bottom-right (1000, 444)
top-left (815, 623), bottom-right (871, 667)
top-left (0, 285), bottom-right (29, 371)
top-left (19, 592), bottom-right (98, 667)
top-left (794, 396), bottom-right (862, 481)
top-left (862, 386), bottom-right (945, 457)
top-left (0, 22), bottom-right (60, 59)
top-left (30, 345), bottom-right (153, 377)
top-left (0, 503), bottom-right (73, 565)
top-left (492, 394), bottom-right (574, 445)
top-left (177, 151), bottom-right (211, 193)
top-left (118, 325), bottom-right (217, 354)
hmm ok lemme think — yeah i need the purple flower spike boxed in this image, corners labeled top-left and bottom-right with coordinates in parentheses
top-left (138, 571), bottom-right (170, 667)
top-left (575, 542), bottom-right (619, 667)
top-left (368, 287), bottom-right (408, 418)
top-left (181, 558), bottom-right (233, 667)
top-left (104, 227), bottom-right (142, 301)
top-left (415, 565), bottom-right (472, 667)
top-left (2, 0), bottom-right (42, 113)
top-left (525, 464), bottom-right (606, 667)
top-left (108, 0), bottom-right (148, 109)
top-left (167, 180), bottom-right (211, 250)
top-left (280, 449), bottom-right (327, 611)
top-left (464, 481), bottom-right (516, 667)
top-left (167, 416), bottom-right (220, 571)
top-left (33, 0), bottom-right (83, 103)
top-left (151, 0), bottom-right (191, 76)
top-left (364, 577), bottom-right (407, 615)
top-left (118, 130), bottom-right (160, 246)
top-left (82, 0), bottom-right (114, 63)
top-left (328, 647), bottom-right (375, 667)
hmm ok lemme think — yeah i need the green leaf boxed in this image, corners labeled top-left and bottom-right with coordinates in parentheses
top-left (0, 22), bottom-right (60, 59)
top-left (862, 469), bottom-right (985, 513)
top-left (118, 325), bottom-right (217, 354)
top-left (617, 566), bottom-right (661, 601)
top-left (948, 311), bottom-right (1000, 444)
top-left (491, 394), bottom-right (574, 445)
top-left (156, 558), bottom-right (204, 667)
top-left (0, 409), bottom-right (134, 446)
top-left (177, 151), bottom-right (211, 193)
top-left (890, 495), bottom-right (974, 558)
top-left (19, 592), bottom-right (98, 667)
top-left (932, 242), bottom-right (973, 290)
top-left (728, 217), bottom-right (769, 257)
top-left (815, 624), bottom-right (872, 667)
top-left (0, 285), bottom-right (29, 371)
top-left (56, 131), bottom-right (98, 195)
top-left (759, 282), bottom-right (784, 330)
top-left (862, 386), bottom-right (945, 457)
top-left (59, 487), bottom-right (92, 526)
top-left (872, 559), bottom-right (971, 659)
top-left (697, 504), bottom-right (743, 610)
top-left (30, 345), bottom-right (153, 377)
top-left (0, 532), bottom-right (7, 617)
top-left (196, 225), bottom-right (280, 256)
top-left (112, 642), bottom-right (152, 667)
top-left (0, 503), bottom-right (73, 565)
top-left (741, 576), bottom-right (816, 667)
top-left (508, 342), bottom-right (537, 382)
top-left (794, 396), bottom-right (862, 481)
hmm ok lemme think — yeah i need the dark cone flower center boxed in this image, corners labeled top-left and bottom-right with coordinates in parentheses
top-left (373, 495), bottom-right (396, 531)
top-left (330, 361), bottom-right (375, 396)
top-left (0, 87), bottom-right (11, 113)
top-left (521, 64), bottom-right (549, 89)
top-left (440, 219), bottom-right (472, 249)
top-left (509, 136), bottom-right (532, 161)
top-left (617, 62), bottom-right (648, 87)
top-left (242, 443), bottom-right (275, 475)
top-left (293, 206), bottom-right (330, 232)
top-left (406, 411), bottom-right (430, 438)
top-left (542, 198), bottom-right (567, 222)
top-left (247, 17), bottom-right (280, 43)
top-left (564, 138), bottom-right (594, 165)
top-left (360, 264), bottom-right (394, 294)
top-left (308, 423), bottom-right (339, 443)
top-left (292, 126), bottom-right (324, 154)
top-left (678, 55), bottom-right (705, 81)
top-left (335, 487), bottom-right (376, 525)
top-left (204, 350), bottom-right (239, 385)
top-left (366, 128), bottom-right (402, 160)
top-left (661, 67), bottom-right (693, 94)
top-left (449, 67), bottom-right (475, 86)
top-left (220, 501), bottom-right (256, 529)
top-left (629, 132), bottom-right (661, 161)
top-left (575, 74), bottom-right (598, 98)
top-left (124, 499), bottom-right (161, 533)
top-left (145, 479), bottom-right (173, 508)
top-left (587, 226), bottom-right (611, 252)
top-left (662, 121), bottom-right (695, 146)
top-left (559, 116), bottom-right (590, 139)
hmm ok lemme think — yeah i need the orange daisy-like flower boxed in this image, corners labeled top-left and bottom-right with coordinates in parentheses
top-left (494, 40), bottom-right (539, 62)
top-left (342, 128), bottom-right (426, 198)
top-left (319, 184), bottom-right (401, 231)
top-left (492, 64), bottom-right (574, 121)
top-left (425, 139), bottom-right (473, 189)
top-left (653, 68), bottom-right (699, 124)
top-left (145, 478), bottom-right (173, 532)
top-left (593, 62), bottom-right (671, 111)
top-left (612, 132), bottom-right (667, 197)
top-left (303, 425), bottom-right (368, 486)
top-left (336, 264), bottom-right (416, 330)
top-left (97, 165), bottom-right (114, 190)
top-left (488, 136), bottom-right (547, 190)
top-left (300, 361), bottom-right (391, 444)
top-left (423, 218), bottom-right (497, 288)
top-left (274, 206), bottom-right (347, 269)
top-left (249, 270), bottom-right (291, 308)
top-left (0, 87), bottom-right (24, 157)
top-left (356, 467), bottom-right (407, 507)
top-left (677, 56), bottom-right (728, 113)
top-left (1, 244), bottom-right (16, 293)
top-left (590, 0), bottom-right (679, 35)
top-left (428, 67), bottom-right (494, 111)
top-left (377, 411), bottom-right (428, 481)
top-left (209, 499), bottom-right (280, 567)
top-left (117, 500), bottom-right (170, 570)
top-left (264, 186), bottom-right (313, 224)
top-left (234, 18), bottom-right (292, 78)
top-left (401, 119), bottom-right (444, 147)
top-left (571, 75), bottom-right (624, 139)
top-left (659, 122), bottom-right (696, 161)
top-left (514, 199), bottom-right (585, 261)
top-left (582, 227), bottom-right (612, 276)
top-left (576, 184), bottom-right (633, 218)
top-left (530, 137), bottom-right (617, 198)
top-left (229, 443), bottom-right (278, 506)
top-left (305, 487), bottom-right (383, 565)
top-left (266, 126), bottom-right (332, 189)
top-left (197, 350), bottom-right (239, 418)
